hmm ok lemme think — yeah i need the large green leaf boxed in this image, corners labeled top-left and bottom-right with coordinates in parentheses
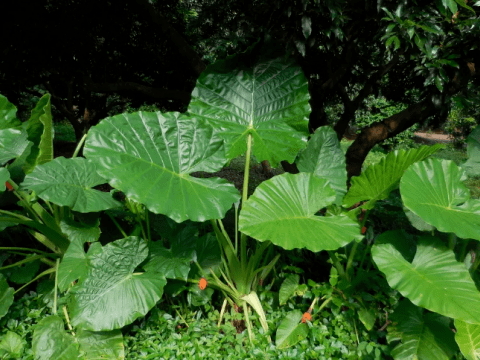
top-left (76, 328), bottom-right (124, 360)
top-left (0, 129), bottom-right (30, 165)
top-left (239, 173), bottom-right (363, 251)
top-left (22, 94), bottom-right (54, 173)
top-left (32, 315), bottom-right (80, 360)
top-left (21, 157), bottom-right (121, 213)
top-left (69, 237), bottom-right (166, 331)
top-left (296, 126), bottom-right (347, 205)
top-left (143, 226), bottom-right (197, 281)
top-left (84, 111), bottom-right (240, 222)
top-left (401, 158), bottom-right (480, 241)
top-left (462, 125), bottom-right (480, 177)
top-left (372, 233), bottom-right (480, 324)
top-left (188, 45), bottom-right (310, 166)
top-left (275, 310), bottom-right (309, 349)
top-left (60, 217), bottom-right (101, 244)
top-left (455, 319), bottom-right (480, 360)
top-left (279, 274), bottom-right (300, 305)
top-left (58, 240), bottom-right (102, 292)
top-left (0, 167), bottom-right (9, 193)
top-left (0, 95), bottom-right (21, 130)
top-left (0, 274), bottom-right (14, 320)
top-left (389, 299), bottom-right (458, 360)
top-left (0, 331), bottom-right (23, 358)
top-left (343, 144), bottom-right (444, 209)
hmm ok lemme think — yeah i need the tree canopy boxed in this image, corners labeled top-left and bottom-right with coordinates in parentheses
top-left (2, 0), bottom-right (479, 178)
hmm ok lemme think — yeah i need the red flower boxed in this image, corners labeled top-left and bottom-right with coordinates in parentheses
top-left (361, 226), bottom-right (367, 234)
top-left (5, 182), bottom-right (13, 191)
top-left (198, 277), bottom-right (208, 290)
top-left (301, 312), bottom-right (312, 323)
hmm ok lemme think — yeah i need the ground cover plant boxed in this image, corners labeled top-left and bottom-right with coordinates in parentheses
top-left (1, 42), bottom-right (480, 360)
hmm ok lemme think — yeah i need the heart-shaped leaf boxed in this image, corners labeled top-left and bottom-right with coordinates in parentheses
top-left (60, 217), bottom-right (101, 244)
top-left (401, 158), bottom-right (480, 241)
top-left (143, 226), bottom-right (197, 281)
top-left (69, 237), bottom-right (166, 331)
top-left (343, 144), bottom-right (444, 209)
top-left (372, 233), bottom-right (480, 324)
top-left (188, 45), bottom-right (310, 166)
top-left (296, 126), bottom-right (347, 204)
top-left (0, 274), bottom-right (14, 320)
top-left (32, 316), bottom-right (80, 360)
top-left (84, 111), bottom-right (240, 222)
top-left (455, 319), bottom-right (480, 360)
top-left (276, 310), bottom-right (309, 349)
top-left (0, 168), bottom-right (9, 192)
top-left (239, 173), bottom-right (362, 252)
top-left (0, 331), bottom-right (23, 358)
top-left (389, 300), bottom-right (458, 360)
top-left (0, 129), bottom-right (30, 165)
top-left (279, 274), bottom-right (300, 305)
top-left (21, 157), bottom-right (121, 213)
top-left (0, 95), bottom-right (21, 130)
top-left (57, 240), bottom-right (102, 292)
top-left (76, 328), bottom-right (124, 360)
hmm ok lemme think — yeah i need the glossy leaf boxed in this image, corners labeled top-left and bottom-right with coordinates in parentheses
top-left (276, 310), bottom-right (309, 349)
top-left (188, 45), bottom-right (310, 166)
top-left (343, 144), bottom-right (444, 209)
top-left (0, 167), bottom-right (9, 193)
top-left (401, 158), bottom-right (480, 241)
top-left (455, 319), bottom-right (480, 360)
top-left (279, 274), bottom-right (300, 305)
top-left (462, 125), bottom-right (480, 177)
top-left (143, 226), bottom-right (197, 281)
top-left (0, 129), bottom-right (30, 165)
top-left (70, 237), bottom-right (167, 331)
top-left (296, 126), bottom-right (347, 204)
top-left (22, 157), bottom-right (121, 213)
top-left (76, 328), bottom-right (124, 360)
top-left (0, 331), bottom-right (23, 358)
top-left (60, 217), bottom-right (101, 244)
top-left (57, 240), bottom-right (102, 292)
top-left (32, 315), bottom-right (80, 360)
top-left (239, 173), bottom-right (363, 252)
top-left (389, 300), bottom-right (458, 360)
top-left (0, 95), bottom-right (20, 130)
top-left (84, 111), bottom-right (240, 222)
top-left (0, 274), bottom-right (14, 319)
top-left (23, 94), bottom-right (54, 173)
top-left (358, 307), bottom-right (376, 331)
top-left (372, 233), bottom-right (480, 324)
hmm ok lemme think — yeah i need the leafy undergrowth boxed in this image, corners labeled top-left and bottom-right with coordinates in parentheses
top-left (124, 301), bottom-right (389, 359)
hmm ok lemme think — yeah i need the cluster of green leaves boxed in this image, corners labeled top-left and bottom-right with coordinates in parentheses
top-left (2, 41), bottom-right (480, 360)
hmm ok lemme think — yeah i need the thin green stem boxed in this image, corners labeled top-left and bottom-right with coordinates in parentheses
top-left (107, 213), bottom-right (127, 238)
top-left (234, 201), bottom-right (239, 253)
top-left (0, 247), bottom-right (51, 255)
top-left (0, 254), bottom-right (45, 271)
top-left (53, 258), bottom-right (60, 315)
top-left (14, 268), bottom-right (55, 294)
top-left (345, 241), bottom-right (359, 282)
top-left (146, 210), bottom-right (151, 242)
top-left (63, 306), bottom-right (75, 336)
top-left (318, 296), bottom-right (333, 311)
top-left (218, 299), bottom-right (228, 328)
top-left (448, 233), bottom-right (457, 250)
top-left (0, 210), bottom-right (37, 222)
top-left (240, 134), bottom-right (253, 270)
top-left (138, 215), bottom-right (147, 241)
top-left (243, 300), bottom-right (254, 345)
top-left (12, 191), bottom-right (42, 223)
top-left (72, 133), bottom-right (88, 158)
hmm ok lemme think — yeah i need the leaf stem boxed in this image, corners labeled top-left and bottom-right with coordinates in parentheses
top-left (53, 258), bottom-right (60, 315)
top-left (345, 241), bottom-right (359, 282)
top-left (72, 133), bottom-right (88, 158)
top-left (107, 212), bottom-right (127, 238)
top-left (63, 306), bottom-right (75, 336)
top-left (241, 134), bottom-right (253, 270)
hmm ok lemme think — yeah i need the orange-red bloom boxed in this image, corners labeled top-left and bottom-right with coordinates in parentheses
top-left (198, 277), bottom-right (208, 290)
top-left (301, 312), bottom-right (312, 323)
top-left (5, 182), bottom-right (13, 191)
top-left (361, 226), bottom-right (367, 234)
